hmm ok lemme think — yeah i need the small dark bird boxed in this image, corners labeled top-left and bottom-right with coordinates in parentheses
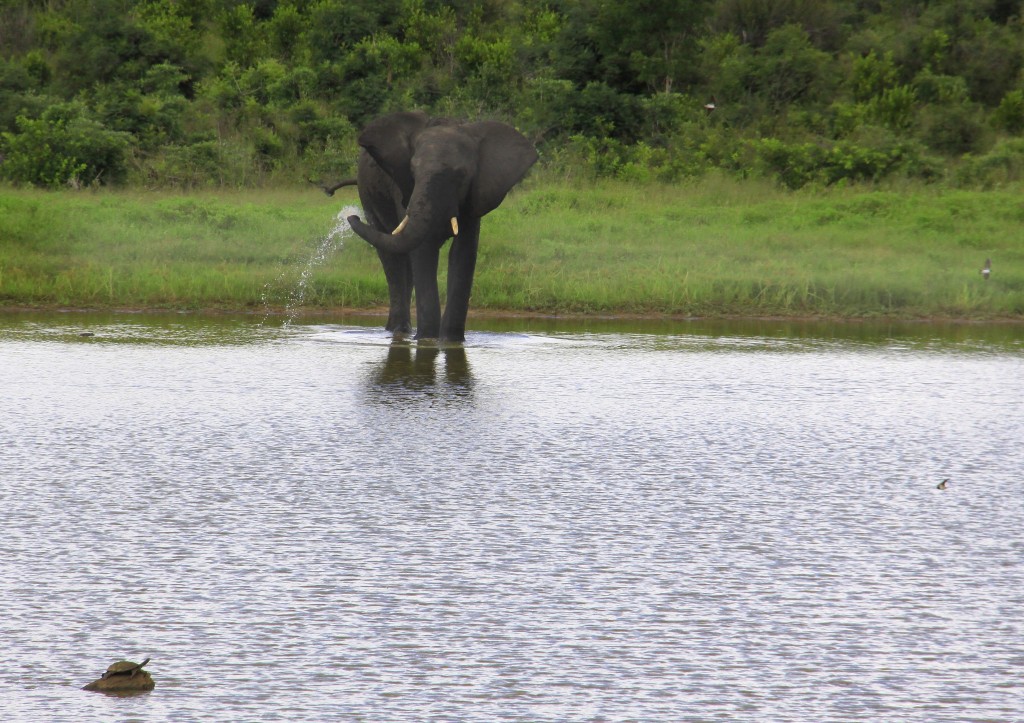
top-left (937, 479), bottom-right (949, 490)
top-left (981, 258), bottom-right (991, 281)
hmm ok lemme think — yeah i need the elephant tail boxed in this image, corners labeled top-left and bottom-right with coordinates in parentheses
top-left (308, 177), bottom-right (357, 197)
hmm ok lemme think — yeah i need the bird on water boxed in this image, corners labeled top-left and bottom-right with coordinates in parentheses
top-left (937, 479), bottom-right (949, 490)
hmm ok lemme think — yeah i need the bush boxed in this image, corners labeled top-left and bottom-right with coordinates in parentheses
top-left (455, 35), bottom-right (518, 109)
top-left (753, 24), bottom-right (834, 107)
top-left (302, 132), bottom-right (358, 182)
top-left (516, 77), bottom-right (575, 139)
top-left (849, 50), bottom-right (898, 102)
top-left (290, 105), bottom-right (356, 153)
top-left (993, 90), bottom-right (1024, 136)
top-left (133, 139), bottom-right (261, 188)
top-left (952, 138), bottom-right (1024, 188)
top-left (568, 82), bottom-right (644, 140)
top-left (640, 93), bottom-right (703, 141)
top-left (745, 130), bottom-right (936, 189)
top-left (867, 85), bottom-right (917, 131)
top-left (917, 103), bottom-right (988, 155)
top-left (751, 138), bottom-right (824, 188)
top-left (830, 101), bottom-right (868, 137)
top-left (0, 107), bottom-right (132, 187)
top-left (912, 69), bottom-right (969, 105)
top-left (91, 83), bottom-right (187, 149)
top-left (824, 139), bottom-right (906, 185)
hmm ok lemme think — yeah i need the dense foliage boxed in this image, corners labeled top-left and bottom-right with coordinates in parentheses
top-left (1, 0), bottom-right (1023, 189)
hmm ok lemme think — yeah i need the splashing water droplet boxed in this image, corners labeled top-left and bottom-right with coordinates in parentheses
top-left (260, 206), bottom-right (360, 327)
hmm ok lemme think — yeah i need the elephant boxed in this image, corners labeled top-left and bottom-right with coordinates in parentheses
top-left (345, 111), bottom-right (538, 341)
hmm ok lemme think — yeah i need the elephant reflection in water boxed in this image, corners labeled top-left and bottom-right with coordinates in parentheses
top-left (367, 343), bottom-right (473, 396)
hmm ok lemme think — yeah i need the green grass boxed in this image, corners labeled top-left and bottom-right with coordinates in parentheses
top-left (1, 178), bottom-right (1023, 319)
top-left (482, 175), bottom-right (1024, 318)
top-left (0, 188), bottom-right (381, 310)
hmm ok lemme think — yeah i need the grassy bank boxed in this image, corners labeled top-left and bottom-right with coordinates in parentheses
top-left (1, 178), bottom-right (1022, 320)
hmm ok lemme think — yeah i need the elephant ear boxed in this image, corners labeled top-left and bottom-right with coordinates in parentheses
top-left (464, 121), bottom-right (539, 217)
top-left (358, 111), bottom-right (430, 205)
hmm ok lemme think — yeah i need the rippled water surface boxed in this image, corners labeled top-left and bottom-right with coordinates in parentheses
top-left (1, 312), bottom-right (1022, 722)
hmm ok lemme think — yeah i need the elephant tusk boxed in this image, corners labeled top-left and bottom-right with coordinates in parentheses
top-left (392, 216), bottom-right (409, 235)
top-left (451, 217), bottom-right (459, 236)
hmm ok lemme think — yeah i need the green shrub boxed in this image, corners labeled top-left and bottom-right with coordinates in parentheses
top-left (568, 82), bottom-right (644, 140)
top-left (753, 25), bottom-right (834, 107)
top-left (849, 50), bottom-right (898, 102)
top-left (917, 103), bottom-right (988, 155)
top-left (912, 69), bottom-right (969, 105)
top-left (0, 108), bottom-right (132, 187)
top-left (744, 130), bottom-right (935, 189)
top-left (993, 90), bottom-right (1024, 136)
top-left (91, 83), bottom-right (187, 149)
top-left (751, 138), bottom-right (824, 189)
top-left (824, 140), bottom-right (902, 185)
top-left (560, 134), bottom-right (628, 179)
top-left (134, 139), bottom-right (265, 188)
top-left (830, 101), bottom-right (868, 137)
top-left (516, 77), bottom-right (575, 139)
top-left (455, 35), bottom-right (518, 108)
top-left (641, 93), bottom-right (702, 140)
top-left (867, 85), bottom-right (917, 131)
top-left (302, 132), bottom-right (358, 182)
top-left (953, 138), bottom-right (1024, 187)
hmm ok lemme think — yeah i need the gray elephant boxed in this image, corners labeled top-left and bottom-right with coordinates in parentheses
top-left (346, 111), bottom-right (537, 341)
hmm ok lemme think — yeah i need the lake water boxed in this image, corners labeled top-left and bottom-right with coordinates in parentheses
top-left (1, 312), bottom-right (1022, 722)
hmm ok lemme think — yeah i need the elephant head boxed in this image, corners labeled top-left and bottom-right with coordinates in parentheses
top-left (347, 113), bottom-right (538, 253)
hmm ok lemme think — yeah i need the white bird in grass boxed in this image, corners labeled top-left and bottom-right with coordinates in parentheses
top-left (981, 258), bottom-right (991, 281)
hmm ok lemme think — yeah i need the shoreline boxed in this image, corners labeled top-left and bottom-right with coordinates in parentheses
top-left (3, 304), bottom-right (1023, 326)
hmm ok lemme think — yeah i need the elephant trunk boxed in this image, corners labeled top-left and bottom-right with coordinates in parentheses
top-left (348, 178), bottom-right (459, 254)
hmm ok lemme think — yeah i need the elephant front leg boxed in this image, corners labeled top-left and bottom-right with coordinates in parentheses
top-left (411, 245), bottom-right (442, 340)
top-left (440, 217), bottom-right (480, 342)
top-left (375, 248), bottom-right (413, 335)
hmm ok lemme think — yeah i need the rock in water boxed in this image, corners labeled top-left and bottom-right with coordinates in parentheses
top-left (82, 658), bottom-right (155, 693)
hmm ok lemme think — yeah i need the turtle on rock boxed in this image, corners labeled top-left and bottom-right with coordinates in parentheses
top-left (83, 658), bottom-right (155, 693)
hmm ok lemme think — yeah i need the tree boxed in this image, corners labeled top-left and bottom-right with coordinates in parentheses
top-left (712, 0), bottom-right (845, 50)
top-left (54, 0), bottom-right (190, 94)
top-left (303, 0), bottom-right (402, 65)
top-left (752, 24), bottom-right (834, 107)
top-left (579, 0), bottom-right (712, 94)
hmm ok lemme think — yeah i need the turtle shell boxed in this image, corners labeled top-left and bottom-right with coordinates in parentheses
top-left (102, 658), bottom-right (149, 678)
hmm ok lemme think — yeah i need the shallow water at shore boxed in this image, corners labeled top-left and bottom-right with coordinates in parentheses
top-left (1, 312), bottom-right (1021, 722)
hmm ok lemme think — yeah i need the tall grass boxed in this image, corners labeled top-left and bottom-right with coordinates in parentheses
top-left (1, 178), bottom-right (1022, 319)
top-left (483, 175), bottom-right (1024, 318)
top-left (0, 189), bottom-right (385, 309)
